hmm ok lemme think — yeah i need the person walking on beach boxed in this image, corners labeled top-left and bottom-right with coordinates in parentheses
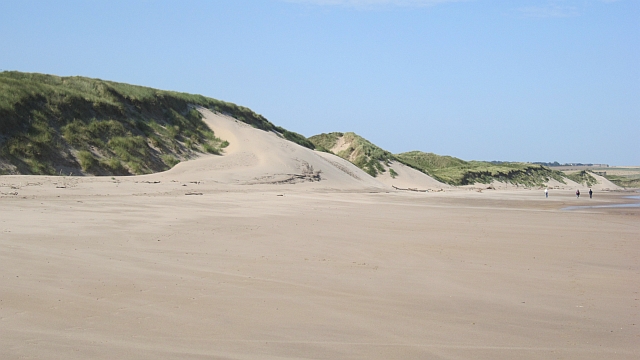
top-left (545, 188), bottom-right (548, 198)
top-left (589, 188), bottom-right (593, 199)
top-left (576, 189), bottom-right (580, 198)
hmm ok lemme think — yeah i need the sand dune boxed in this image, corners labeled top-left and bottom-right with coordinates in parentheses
top-left (586, 172), bottom-right (621, 191)
top-left (155, 108), bottom-right (385, 191)
top-left (0, 109), bottom-right (623, 197)
top-left (375, 160), bottom-right (451, 191)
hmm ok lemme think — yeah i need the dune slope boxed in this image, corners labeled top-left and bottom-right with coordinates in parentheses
top-left (160, 108), bottom-right (386, 190)
top-left (308, 132), bottom-right (449, 190)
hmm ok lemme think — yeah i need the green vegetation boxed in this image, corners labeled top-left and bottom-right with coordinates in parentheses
top-left (0, 71), bottom-right (313, 175)
top-left (309, 131), bottom-right (568, 186)
top-left (308, 132), bottom-right (342, 151)
top-left (309, 132), bottom-right (395, 177)
top-left (275, 126), bottom-right (315, 150)
top-left (100, 157), bottom-right (126, 174)
top-left (76, 150), bottom-right (97, 171)
top-left (565, 170), bottom-right (597, 187)
top-left (395, 151), bottom-right (466, 172)
top-left (161, 154), bottom-right (180, 168)
top-left (396, 151), bottom-right (567, 186)
top-left (604, 175), bottom-right (640, 188)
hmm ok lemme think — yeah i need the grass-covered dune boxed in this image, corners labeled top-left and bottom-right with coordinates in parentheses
top-left (396, 151), bottom-right (567, 187)
top-left (604, 174), bottom-right (640, 189)
top-left (309, 131), bottom-right (568, 186)
top-left (0, 71), bottom-right (313, 175)
top-left (563, 170), bottom-right (597, 187)
top-left (309, 132), bottom-right (395, 177)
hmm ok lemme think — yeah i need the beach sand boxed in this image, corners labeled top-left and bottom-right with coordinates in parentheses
top-left (0, 110), bottom-right (638, 359)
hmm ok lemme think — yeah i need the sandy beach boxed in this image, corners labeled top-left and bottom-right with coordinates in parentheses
top-left (1, 110), bottom-right (638, 359)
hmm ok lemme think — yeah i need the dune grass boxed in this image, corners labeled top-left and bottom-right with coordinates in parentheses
top-left (0, 71), bottom-right (313, 175)
top-left (309, 132), bottom-right (395, 177)
top-left (308, 132), bottom-right (342, 151)
top-left (396, 151), bottom-right (567, 186)
top-left (310, 132), bottom-right (567, 185)
top-left (564, 170), bottom-right (597, 187)
top-left (603, 174), bottom-right (640, 189)
top-left (76, 150), bottom-right (97, 171)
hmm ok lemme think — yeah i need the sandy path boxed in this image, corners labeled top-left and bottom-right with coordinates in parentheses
top-left (1, 188), bottom-right (638, 359)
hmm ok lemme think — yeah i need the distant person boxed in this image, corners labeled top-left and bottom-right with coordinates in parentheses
top-left (545, 188), bottom-right (548, 198)
top-left (589, 188), bottom-right (593, 199)
top-left (576, 189), bottom-right (580, 198)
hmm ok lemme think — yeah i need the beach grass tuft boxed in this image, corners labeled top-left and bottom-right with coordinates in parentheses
top-left (565, 170), bottom-right (597, 187)
top-left (309, 132), bottom-right (394, 177)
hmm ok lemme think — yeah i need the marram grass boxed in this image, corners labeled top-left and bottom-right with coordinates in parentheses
top-left (0, 71), bottom-right (312, 175)
top-left (310, 132), bottom-right (568, 186)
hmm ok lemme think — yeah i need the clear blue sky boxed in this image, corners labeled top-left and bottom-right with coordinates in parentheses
top-left (1, 0), bottom-right (638, 165)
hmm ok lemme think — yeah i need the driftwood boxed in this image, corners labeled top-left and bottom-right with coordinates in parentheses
top-left (392, 185), bottom-right (428, 192)
top-left (249, 163), bottom-right (322, 185)
top-left (185, 192), bottom-right (203, 196)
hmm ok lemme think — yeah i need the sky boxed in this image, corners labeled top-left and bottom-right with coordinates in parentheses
top-left (1, 0), bottom-right (638, 165)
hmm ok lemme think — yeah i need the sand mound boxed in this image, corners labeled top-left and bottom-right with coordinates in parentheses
top-left (586, 171), bottom-right (622, 191)
top-left (157, 108), bottom-right (385, 190)
top-left (375, 161), bottom-right (450, 191)
top-left (542, 172), bottom-right (621, 191)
